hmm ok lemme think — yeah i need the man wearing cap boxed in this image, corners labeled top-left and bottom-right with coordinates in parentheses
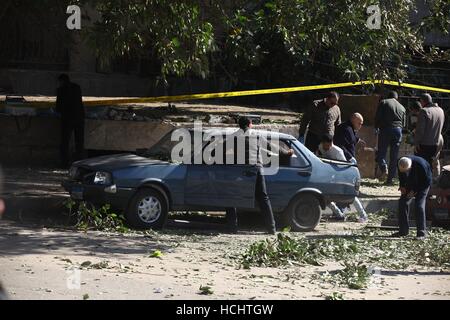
top-left (394, 156), bottom-right (432, 239)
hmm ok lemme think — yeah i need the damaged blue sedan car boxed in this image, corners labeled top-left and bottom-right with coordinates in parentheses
top-left (63, 128), bottom-right (361, 231)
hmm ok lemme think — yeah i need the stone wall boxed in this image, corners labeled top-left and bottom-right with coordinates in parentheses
top-left (0, 114), bottom-right (176, 166)
top-left (0, 93), bottom-right (419, 174)
top-left (0, 112), bottom-right (413, 178)
top-left (86, 120), bottom-right (175, 151)
top-left (0, 115), bottom-right (299, 166)
top-left (0, 114), bottom-right (61, 166)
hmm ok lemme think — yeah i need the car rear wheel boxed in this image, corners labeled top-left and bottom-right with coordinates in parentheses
top-left (126, 188), bottom-right (168, 229)
top-left (283, 194), bottom-right (322, 232)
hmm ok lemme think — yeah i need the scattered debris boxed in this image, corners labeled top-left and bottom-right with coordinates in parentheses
top-left (90, 261), bottom-right (110, 269)
top-left (241, 228), bottom-right (450, 289)
top-left (60, 258), bottom-right (72, 264)
top-left (81, 261), bottom-right (92, 268)
top-left (154, 288), bottom-right (164, 294)
top-left (325, 292), bottom-right (345, 300)
top-left (150, 250), bottom-right (163, 258)
top-left (198, 285), bottom-right (214, 295)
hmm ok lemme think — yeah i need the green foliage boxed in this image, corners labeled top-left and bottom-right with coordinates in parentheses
top-left (90, 261), bottom-right (110, 269)
top-left (336, 260), bottom-right (371, 290)
top-left (242, 233), bottom-right (322, 268)
top-left (325, 292), bottom-right (345, 300)
top-left (240, 228), bottom-right (450, 290)
top-left (221, 0), bottom-right (450, 83)
top-left (420, 0), bottom-right (450, 36)
top-left (150, 250), bottom-right (163, 258)
top-left (241, 232), bottom-right (366, 268)
top-left (367, 208), bottom-right (393, 224)
top-left (81, 0), bottom-right (216, 82)
top-left (3, 0), bottom-right (449, 84)
top-left (64, 200), bottom-right (129, 232)
top-left (198, 285), bottom-right (214, 295)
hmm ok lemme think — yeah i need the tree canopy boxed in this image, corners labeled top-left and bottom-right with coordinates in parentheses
top-left (74, 1), bottom-right (450, 85)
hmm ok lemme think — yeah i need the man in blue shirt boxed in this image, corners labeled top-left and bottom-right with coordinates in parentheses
top-left (393, 156), bottom-right (432, 239)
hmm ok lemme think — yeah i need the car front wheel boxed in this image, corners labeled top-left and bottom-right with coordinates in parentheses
top-left (283, 194), bottom-right (322, 232)
top-left (126, 188), bottom-right (168, 229)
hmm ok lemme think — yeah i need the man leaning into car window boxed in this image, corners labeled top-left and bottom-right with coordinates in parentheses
top-left (225, 117), bottom-right (292, 234)
top-left (316, 134), bottom-right (368, 223)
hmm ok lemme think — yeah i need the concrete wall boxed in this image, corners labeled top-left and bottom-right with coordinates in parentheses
top-left (339, 94), bottom-right (380, 126)
top-left (0, 112), bottom-right (414, 178)
top-left (0, 94), bottom-right (417, 174)
top-left (0, 114), bottom-right (61, 166)
top-left (86, 120), bottom-right (175, 151)
top-left (0, 114), bottom-right (300, 167)
top-left (0, 114), bottom-right (176, 166)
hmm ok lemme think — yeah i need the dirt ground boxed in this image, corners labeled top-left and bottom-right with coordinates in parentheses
top-left (1, 220), bottom-right (449, 300)
top-left (0, 168), bottom-right (449, 300)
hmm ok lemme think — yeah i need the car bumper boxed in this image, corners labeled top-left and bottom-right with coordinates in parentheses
top-left (62, 180), bottom-right (134, 210)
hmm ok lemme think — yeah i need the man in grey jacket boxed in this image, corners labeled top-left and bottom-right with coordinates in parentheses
top-left (414, 93), bottom-right (445, 168)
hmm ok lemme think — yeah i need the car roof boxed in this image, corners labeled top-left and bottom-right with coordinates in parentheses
top-left (187, 127), bottom-right (295, 140)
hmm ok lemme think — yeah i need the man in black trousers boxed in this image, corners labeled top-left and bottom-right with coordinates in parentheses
top-left (56, 74), bottom-right (85, 167)
top-left (226, 117), bottom-right (281, 234)
top-left (414, 93), bottom-right (445, 168)
top-left (394, 156), bottom-right (432, 239)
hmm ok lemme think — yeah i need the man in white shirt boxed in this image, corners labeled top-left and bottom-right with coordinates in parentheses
top-left (317, 134), bottom-right (346, 161)
top-left (317, 134), bottom-right (368, 223)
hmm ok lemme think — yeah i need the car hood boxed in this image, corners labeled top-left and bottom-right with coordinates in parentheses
top-left (73, 154), bottom-right (170, 171)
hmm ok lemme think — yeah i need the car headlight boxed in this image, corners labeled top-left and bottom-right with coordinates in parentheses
top-left (69, 166), bottom-right (78, 179)
top-left (93, 171), bottom-right (112, 185)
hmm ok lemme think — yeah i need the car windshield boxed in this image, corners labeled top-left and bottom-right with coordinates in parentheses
top-left (145, 130), bottom-right (314, 167)
top-left (145, 129), bottom-right (200, 161)
top-left (145, 129), bottom-right (179, 160)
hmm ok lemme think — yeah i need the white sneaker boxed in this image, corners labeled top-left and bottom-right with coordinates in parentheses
top-left (358, 215), bottom-right (368, 223)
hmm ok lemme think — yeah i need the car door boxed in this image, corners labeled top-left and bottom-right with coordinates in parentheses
top-left (184, 133), bottom-right (256, 209)
top-left (265, 139), bottom-right (312, 211)
top-left (184, 164), bottom-right (257, 208)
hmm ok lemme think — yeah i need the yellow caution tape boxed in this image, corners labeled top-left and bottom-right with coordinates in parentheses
top-left (1, 80), bottom-right (449, 109)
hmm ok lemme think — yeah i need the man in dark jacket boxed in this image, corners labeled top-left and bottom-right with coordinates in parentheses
top-left (56, 74), bottom-right (85, 167)
top-left (375, 90), bottom-right (406, 184)
top-left (334, 113), bottom-right (365, 162)
top-left (298, 92), bottom-right (341, 153)
top-left (414, 93), bottom-right (445, 168)
top-left (393, 156), bottom-right (432, 239)
top-left (226, 117), bottom-right (291, 234)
